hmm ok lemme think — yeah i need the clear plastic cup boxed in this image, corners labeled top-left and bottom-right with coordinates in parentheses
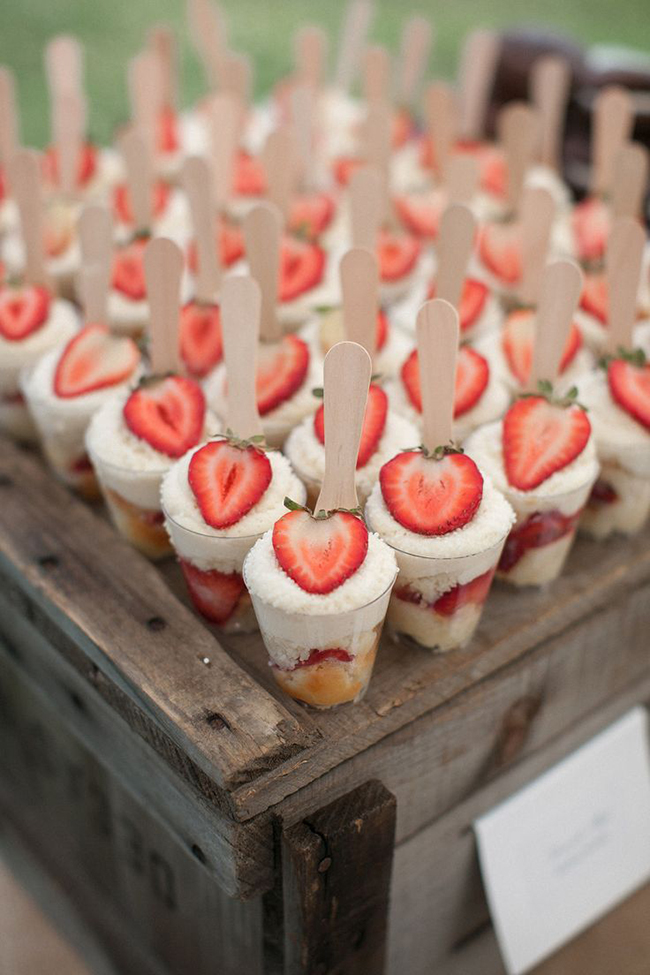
top-left (497, 475), bottom-right (597, 586)
top-left (163, 507), bottom-right (263, 633)
top-left (243, 570), bottom-right (396, 709)
top-left (89, 453), bottom-right (172, 560)
top-left (368, 524), bottom-right (508, 652)
top-left (579, 439), bottom-right (650, 540)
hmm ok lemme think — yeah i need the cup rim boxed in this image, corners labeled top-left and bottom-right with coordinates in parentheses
top-left (162, 499), bottom-right (267, 543)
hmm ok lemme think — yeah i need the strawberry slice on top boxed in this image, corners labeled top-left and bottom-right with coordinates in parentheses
top-left (288, 193), bottom-right (336, 240)
top-left (124, 375), bottom-right (206, 458)
top-left (502, 309), bottom-right (583, 387)
top-left (580, 272), bottom-right (608, 324)
top-left (54, 324), bottom-right (140, 399)
top-left (272, 507), bottom-right (368, 594)
top-left (380, 448), bottom-right (484, 536)
top-left (394, 191), bottom-right (446, 239)
top-left (377, 229), bottom-right (421, 282)
top-left (503, 393), bottom-right (591, 491)
top-left (233, 150), bottom-right (267, 197)
top-left (157, 104), bottom-right (180, 154)
top-left (43, 143), bottom-right (97, 189)
top-left (187, 220), bottom-right (245, 273)
top-left (401, 345), bottom-right (489, 418)
top-left (572, 195), bottom-right (610, 265)
top-left (0, 284), bottom-right (51, 341)
top-left (280, 237), bottom-right (326, 303)
top-left (479, 221), bottom-right (522, 285)
top-left (428, 278), bottom-right (489, 334)
top-left (189, 437), bottom-right (272, 528)
top-left (256, 334), bottom-right (310, 415)
top-left (314, 383), bottom-right (388, 468)
top-left (113, 181), bottom-right (171, 226)
top-left (112, 238), bottom-right (149, 301)
top-left (180, 302), bottom-right (223, 378)
top-left (608, 354), bottom-right (650, 431)
top-left (332, 156), bottom-right (365, 187)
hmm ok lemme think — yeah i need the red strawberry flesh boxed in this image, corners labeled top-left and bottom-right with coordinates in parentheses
top-left (272, 509), bottom-right (368, 594)
top-left (123, 375), bottom-right (206, 457)
top-left (314, 383), bottom-right (388, 468)
top-left (502, 397), bottom-right (591, 491)
top-left (256, 334), bottom-right (309, 415)
top-left (54, 324), bottom-right (140, 399)
top-left (180, 302), bottom-right (223, 378)
top-left (608, 359), bottom-right (650, 431)
top-left (179, 558), bottom-right (245, 625)
top-left (0, 285), bottom-right (51, 341)
top-left (401, 345), bottom-right (489, 418)
top-left (189, 440), bottom-right (272, 528)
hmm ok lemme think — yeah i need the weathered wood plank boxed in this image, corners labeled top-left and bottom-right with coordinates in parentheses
top-left (282, 780), bottom-right (396, 975)
top-left (0, 436), bottom-right (318, 796)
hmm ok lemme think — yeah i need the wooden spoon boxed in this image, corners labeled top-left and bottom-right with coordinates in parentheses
top-left (334, 0), bottom-right (374, 93)
top-left (605, 217), bottom-right (645, 354)
top-left (611, 142), bottom-right (649, 221)
top-left (182, 156), bottom-right (221, 301)
top-left (221, 275), bottom-right (264, 439)
top-left (243, 203), bottom-right (283, 343)
top-left (519, 186), bottom-right (555, 306)
top-left (0, 68), bottom-right (20, 181)
top-left (417, 299), bottom-right (460, 452)
top-left (45, 35), bottom-right (83, 97)
top-left (78, 206), bottom-right (112, 324)
top-left (590, 86), bottom-right (633, 197)
top-left (148, 24), bottom-right (178, 109)
top-left (143, 238), bottom-right (184, 375)
top-left (294, 25), bottom-right (327, 90)
top-left (187, 0), bottom-right (228, 89)
top-left (423, 82), bottom-right (457, 179)
top-left (446, 153), bottom-right (480, 204)
top-left (315, 341), bottom-right (372, 513)
top-left (529, 260), bottom-right (583, 388)
top-left (52, 90), bottom-right (86, 198)
top-left (349, 165), bottom-right (384, 250)
top-left (118, 129), bottom-right (153, 232)
top-left (128, 50), bottom-right (162, 159)
top-left (457, 29), bottom-right (500, 141)
top-left (340, 247), bottom-right (379, 361)
top-left (363, 45), bottom-right (391, 103)
top-left (397, 16), bottom-right (433, 107)
top-left (9, 150), bottom-right (48, 287)
top-left (262, 129), bottom-right (297, 221)
top-left (436, 204), bottom-right (476, 312)
top-left (498, 102), bottom-right (539, 215)
top-left (530, 55), bottom-right (571, 172)
top-left (208, 91), bottom-right (238, 212)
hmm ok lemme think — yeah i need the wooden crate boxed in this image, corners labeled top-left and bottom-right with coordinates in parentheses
top-left (1, 433), bottom-right (650, 975)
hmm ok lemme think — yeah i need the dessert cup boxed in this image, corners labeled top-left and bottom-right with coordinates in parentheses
top-left (90, 454), bottom-right (172, 560)
top-left (243, 531), bottom-right (397, 709)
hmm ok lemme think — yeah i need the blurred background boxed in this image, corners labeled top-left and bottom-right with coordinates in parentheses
top-left (0, 0), bottom-right (649, 147)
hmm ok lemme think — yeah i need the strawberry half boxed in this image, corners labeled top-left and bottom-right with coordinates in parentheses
top-left (124, 375), bottom-right (206, 457)
top-left (187, 220), bottom-right (246, 272)
top-left (234, 150), bottom-right (266, 196)
top-left (272, 508), bottom-right (368, 594)
top-left (288, 192), bottom-right (336, 240)
top-left (188, 439), bottom-right (272, 528)
top-left (179, 559), bottom-right (245, 625)
top-left (314, 383), bottom-right (388, 468)
top-left (393, 107), bottom-right (413, 148)
top-left (503, 396), bottom-right (592, 491)
top-left (580, 272), bottom-right (608, 324)
top-left (0, 285), bottom-right (51, 341)
top-left (572, 196), bottom-right (610, 265)
top-left (502, 309), bottom-right (583, 387)
top-left (428, 278), bottom-right (489, 334)
top-left (43, 143), bottom-right (97, 189)
top-left (380, 450), bottom-right (484, 536)
top-left (401, 345), bottom-right (489, 418)
top-left (112, 238), bottom-right (148, 301)
top-left (180, 301), bottom-right (223, 378)
top-left (332, 156), bottom-right (365, 187)
top-left (257, 334), bottom-right (310, 415)
top-left (113, 181), bottom-right (171, 226)
top-left (157, 104), bottom-right (180, 154)
top-left (394, 191), bottom-right (445, 239)
top-left (608, 358), bottom-right (650, 431)
top-left (280, 238), bottom-right (326, 302)
top-left (377, 229), bottom-right (421, 282)
top-left (475, 143), bottom-right (507, 198)
top-left (376, 309), bottom-right (388, 350)
top-left (479, 221), bottom-right (522, 285)
top-left (54, 324), bottom-right (140, 399)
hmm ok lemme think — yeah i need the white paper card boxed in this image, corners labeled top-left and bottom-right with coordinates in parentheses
top-left (475, 707), bottom-right (650, 974)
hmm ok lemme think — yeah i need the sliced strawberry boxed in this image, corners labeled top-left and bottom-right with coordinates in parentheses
top-left (479, 221), bottom-right (522, 285)
top-left (272, 509), bottom-right (368, 594)
top-left (580, 272), bottom-right (608, 324)
top-left (257, 334), bottom-right (309, 415)
top-left (428, 278), bottom-right (489, 334)
top-left (234, 150), bottom-right (266, 196)
top-left (157, 104), bottom-right (180, 154)
top-left (608, 358), bottom-right (650, 431)
top-left (0, 285), bottom-right (51, 341)
top-left (0, 167), bottom-right (5, 203)
top-left (180, 302), bottom-right (222, 378)
top-left (288, 193), bottom-right (336, 240)
top-left (292, 647), bottom-right (353, 668)
top-left (475, 143), bottom-right (507, 198)
top-left (502, 310), bottom-right (583, 387)
top-left (394, 191), bottom-right (445, 239)
top-left (377, 229), bottom-right (421, 282)
top-left (498, 508), bottom-right (580, 571)
top-left (187, 219), bottom-right (245, 273)
top-left (43, 143), bottom-right (97, 189)
top-left (332, 156), bottom-right (365, 187)
top-left (179, 558), bottom-right (245, 625)
top-left (393, 107), bottom-right (413, 148)
top-left (113, 180), bottom-right (171, 225)
top-left (54, 324), bottom-right (140, 399)
top-left (572, 195), bottom-right (610, 264)
top-left (433, 566), bottom-right (496, 616)
top-left (503, 396), bottom-right (592, 491)
top-left (314, 383), bottom-right (388, 468)
top-left (376, 309), bottom-right (388, 350)
top-left (188, 439), bottom-right (272, 528)
top-left (112, 238), bottom-right (148, 301)
top-left (280, 238), bottom-right (326, 302)
top-left (380, 450), bottom-right (484, 536)
top-left (124, 376), bottom-right (205, 457)
top-left (401, 344), bottom-right (489, 417)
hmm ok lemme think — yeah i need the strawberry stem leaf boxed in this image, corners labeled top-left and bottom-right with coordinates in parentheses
top-left (519, 380), bottom-right (588, 412)
top-left (599, 346), bottom-right (647, 370)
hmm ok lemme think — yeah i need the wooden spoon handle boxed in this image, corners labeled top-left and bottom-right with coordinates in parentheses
top-left (221, 275), bottom-right (264, 439)
top-left (188, 0), bottom-right (228, 89)
top-left (182, 156), bottom-right (221, 301)
top-left (0, 68), bottom-right (20, 172)
top-left (423, 82), bottom-right (457, 178)
top-left (397, 16), bottom-right (433, 107)
top-left (457, 29), bottom-right (500, 141)
top-left (148, 24), bottom-right (178, 108)
top-left (349, 165), bottom-right (384, 251)
top-left (530, 55), bottom-right (571, 172)
top-left (436, 204), bottom-right (476, 311)
top-left (208, 91), bottom-right (238, 211)
top-left (530, 260), bottom-right (583, 388)
top-left (363, 44), bottom-right (391, 103)
top-left (446, 152), bottom-right (479, 203)
top-left (498, 102), bottom-right (539, 214)
top-left (590, 85), bottom-right (633, 197)
top-left (611, 142), bottom-right (649, 221)
top-left (78, 205), bottom-right (112, 324)
top-left (9, 149), bottom-right (47, 287)
top-left (519, 186), bottom-right (555, 306)
top-left (417, 299), bottom-right (460, 452)
top-left (262, 128), bottom-right (297, 221)
top-left (334, 0), bottom-right (374, 92)
top-left (294, 25), bottom-right (327, 90)
top-left (53, 90), bottom-right (86, 198)
top-left (45, 35), bottom-right (83, 97)
top-left (315, 341), bottom-right (372, 513)
top-left (340, 247), bottom-right (379, 361)
top-left (606, 217), bottom-right (645, 354)
top-left (143, 237), bottom-right (184, 375)
top-left (364, 99), bottom-right (392, 181)
top-left (128, 50), bottom-right (161, 158)
top-left (243, 203), bottom-right (282, 343)
top-left (119, 128), bottom-right (153, 232)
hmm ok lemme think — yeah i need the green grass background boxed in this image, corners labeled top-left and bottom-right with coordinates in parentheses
top-left (1, 0), bottom-right (648, 147)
